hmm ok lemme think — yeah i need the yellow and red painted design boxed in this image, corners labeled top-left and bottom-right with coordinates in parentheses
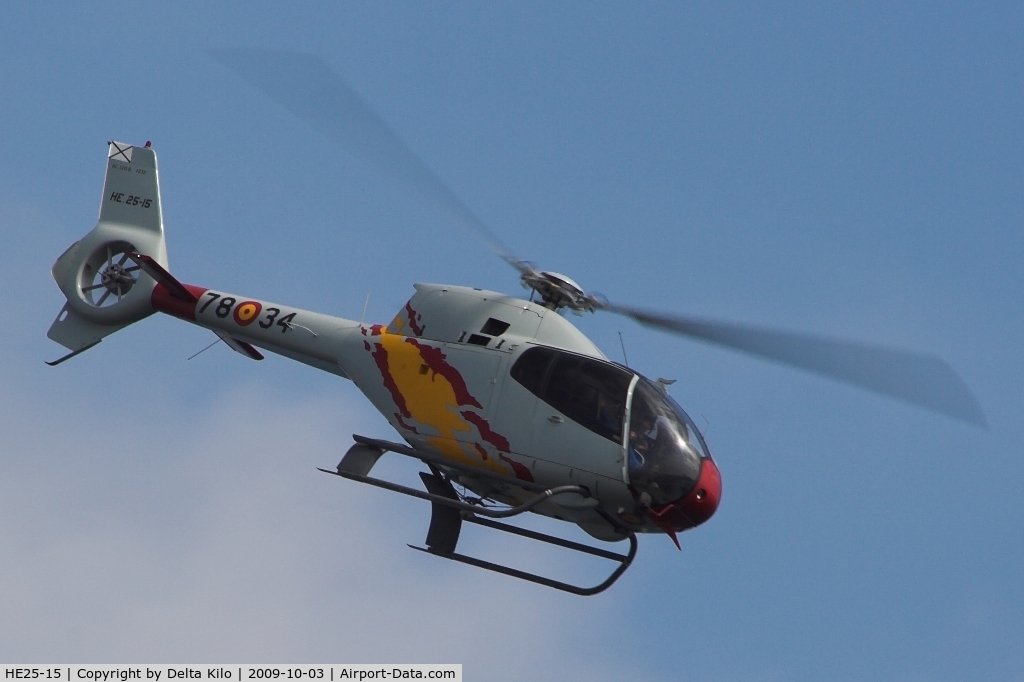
top-left (404, 301), bottom-right (425, 336)
top-left (361, 317), bottom-right (532, 483)
top-left (233, 300), bottom-right (262, 326)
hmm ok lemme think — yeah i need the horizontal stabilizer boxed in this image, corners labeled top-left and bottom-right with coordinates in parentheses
top-left (46, 340), bottom-right (101, 366)
top-left (214, 330), bottom-right (264, 360)
top-left (128, 252), bottom-right (196, 302)
top-left (46, 303), bottom-right (140, 365)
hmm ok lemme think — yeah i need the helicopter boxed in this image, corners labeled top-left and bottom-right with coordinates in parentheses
top-left (45, 50), bottom-right (985, 596)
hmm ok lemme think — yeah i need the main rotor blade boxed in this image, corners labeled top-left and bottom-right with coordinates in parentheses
top-left (604, 303), bottom-right (986, 426)
top-left (209, 48), bottom-right (530, 275)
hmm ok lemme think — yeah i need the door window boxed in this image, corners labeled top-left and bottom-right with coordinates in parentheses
top-left (510, 346), bottom-right (632, 443)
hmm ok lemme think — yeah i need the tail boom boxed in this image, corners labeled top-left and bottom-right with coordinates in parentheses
top-left (142, 264), bottom-right (355, 377)
top-left (47, 140), bottom-right (358, 378)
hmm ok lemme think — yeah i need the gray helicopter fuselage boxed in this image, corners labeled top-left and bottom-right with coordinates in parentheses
top-left (48, 141), bottom-right (722, 546)
top-left (169, 281), bottom-right (640, 538)
top-left (348, 284), bottom-right (637, 533)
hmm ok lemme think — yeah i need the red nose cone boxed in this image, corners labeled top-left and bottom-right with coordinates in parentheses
top-left (678, 458), bottom-right (722, 527)
top-left (649, 458), bottom-right (722, 531)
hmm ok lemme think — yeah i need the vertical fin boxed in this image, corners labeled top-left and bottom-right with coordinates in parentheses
top-left (46, 141), bottom-right (168, 363)
top-left (99, 142), bottom-right (164, 235)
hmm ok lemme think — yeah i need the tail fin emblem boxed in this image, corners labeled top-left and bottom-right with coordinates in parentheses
top-left (107, 141), bottom-right (133, 163)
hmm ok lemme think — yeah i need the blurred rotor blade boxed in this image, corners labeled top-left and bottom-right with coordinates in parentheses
top-left (604, 303), bottom-right (986, 426)
top-left (209, 48), bottom-right (531, 276)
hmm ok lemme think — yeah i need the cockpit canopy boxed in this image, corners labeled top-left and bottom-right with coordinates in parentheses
top-left (510, 345), bottom-right (710, 505)
top-left (627, 377), bottom-right (708, 505)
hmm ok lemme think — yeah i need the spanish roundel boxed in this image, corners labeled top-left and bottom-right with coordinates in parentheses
top-left (233, 301), bottom-right (262, 326)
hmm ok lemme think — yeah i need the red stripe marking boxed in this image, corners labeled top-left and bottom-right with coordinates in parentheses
top-left (500, 455), bottom-right (534, 483)
top-left (405, 302), bottom-right (425, 336)
top-left (395, 413), bottom-right (420, 434)
top-left (408, 339), bottom-right (482, 408)
top-left (152, 283), bottom-right (207, 320)
top-left (473, 443), bottom-right (489, 461)
top-left (461, 411), bottom-right (510, 452)
top-left (370, 342), bottom-right (411, 418)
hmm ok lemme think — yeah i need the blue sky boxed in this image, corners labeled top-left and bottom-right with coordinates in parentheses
top-left (2, 2), bottom-right (1022, 680)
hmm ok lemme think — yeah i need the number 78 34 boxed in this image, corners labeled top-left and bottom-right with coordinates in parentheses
top-left (199, 292), bottom-right (296, 332)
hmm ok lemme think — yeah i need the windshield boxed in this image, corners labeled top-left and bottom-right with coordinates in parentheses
top-left (627, 379), bottom-right (708, 505)
top-left (660, 388), bottom-right (711, 459)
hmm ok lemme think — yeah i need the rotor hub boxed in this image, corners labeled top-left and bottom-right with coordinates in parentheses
top-left (100, 262), bottom-right (136, 292)
top-left (521, 270), bottom-right (598, 313)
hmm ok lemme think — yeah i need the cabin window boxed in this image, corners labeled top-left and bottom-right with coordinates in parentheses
top-left (509, 346), bottom-right (557, 395)
top-left (510, 346), bottom-right (632, 443)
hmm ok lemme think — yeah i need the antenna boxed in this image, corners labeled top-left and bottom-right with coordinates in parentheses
top-left (700, 413), bottom-right (712, 439)
top-left (618, 332), bottom-right (629, 367)
top-left (188, 337), bottom-right (222, 361)
top-left (359, 292), bottom-right (370, 326)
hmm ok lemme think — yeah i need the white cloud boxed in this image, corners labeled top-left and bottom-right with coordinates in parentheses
top-left (0, 375), bottom-right (647, 680)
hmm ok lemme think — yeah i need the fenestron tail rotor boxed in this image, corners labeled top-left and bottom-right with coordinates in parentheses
top-left (211, 48), bottom-right (985, 427)
top-left (79, 241), bottom-right (142, 307)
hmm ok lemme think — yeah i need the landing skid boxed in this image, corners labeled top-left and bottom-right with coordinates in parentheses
top-left (410, 515), bottom-right (637, 596)
top-left (319, 435), bottom-right (638, 596)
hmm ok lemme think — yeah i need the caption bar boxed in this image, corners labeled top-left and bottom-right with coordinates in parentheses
top-left (3, 668), bottom-right (460, 682)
